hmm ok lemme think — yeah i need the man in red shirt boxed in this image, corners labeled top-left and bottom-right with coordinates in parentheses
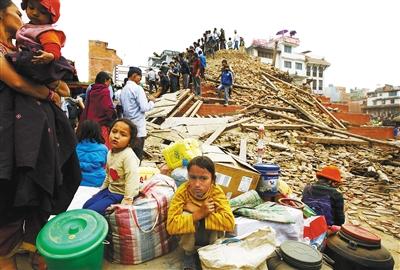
top-left (191, 53), bottom-right (201, 96)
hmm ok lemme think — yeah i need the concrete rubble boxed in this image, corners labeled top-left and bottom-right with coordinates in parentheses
top-left (144, 50), bottom-right (400, 239)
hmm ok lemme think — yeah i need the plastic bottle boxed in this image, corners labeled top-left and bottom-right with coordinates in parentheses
top-left (256, 124), bottom-right (266, 163)
top-left (171, 159), bottom-right (189, 187)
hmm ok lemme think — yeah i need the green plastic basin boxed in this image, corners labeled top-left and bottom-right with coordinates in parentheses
top-left (36, 209), bottom-right (108, 270)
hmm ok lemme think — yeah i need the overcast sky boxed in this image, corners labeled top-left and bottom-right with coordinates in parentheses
top-left (13, 0), bottom-right (399, 90)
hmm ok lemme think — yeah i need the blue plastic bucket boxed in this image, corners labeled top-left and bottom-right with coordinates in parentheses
top-left (253, 163), bottom-right (280, 193)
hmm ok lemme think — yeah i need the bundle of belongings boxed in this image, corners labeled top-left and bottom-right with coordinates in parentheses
top-left (105, 174), bottom-right (177, 264)
top-left (228, 190), bottom-right (304, 245)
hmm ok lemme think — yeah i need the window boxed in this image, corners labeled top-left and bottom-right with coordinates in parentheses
top-left (284, 61), bottom-right (292, 68)
top-left (373, 100), bottom-right (377, 105)
top-left (258, 50), bottom-right (273, 59)
top-left (391, 99), bottom-right (395, 104)
top-left (295, 62), bottom-right (303, 70)
top-left (313, 66), bottom-right (317, 77)
top-left (312, 80), bottom-right (317, 90)
top-left (389, 91), bottom-right (397, 96)
top-left (306, 66), bottom-right (311, 76)
top-left (284, 45), bottom-right (292, 53)
top-left (319, 80), bottom-right (323, 90)
top-left (318, 67), bottom-right (323, 77)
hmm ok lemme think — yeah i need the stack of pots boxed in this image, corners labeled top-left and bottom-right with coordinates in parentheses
top-left (324, 224), bottom-right (394, 270)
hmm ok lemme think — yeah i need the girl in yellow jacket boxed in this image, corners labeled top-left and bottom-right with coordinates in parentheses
top-left (167, 156), bottom-right (234, 269)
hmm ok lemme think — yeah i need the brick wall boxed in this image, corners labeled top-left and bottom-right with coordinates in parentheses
top-left (197, 104), bottom-right (244, 116)
top-left (88, 40), bottom-right (122, 82)
top-left (348, 126), bottom-right (394, 140)
top-left (325, 103), bottom-right (349, 112)
top-left (332, 112), bottom-right (371, 126)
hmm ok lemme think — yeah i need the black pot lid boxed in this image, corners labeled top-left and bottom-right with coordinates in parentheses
top-left (280, 240), bottom-right (323, 268)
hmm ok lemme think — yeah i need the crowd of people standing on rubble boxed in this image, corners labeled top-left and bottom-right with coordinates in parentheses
top-left (140, 28), bottom-right (242, 106)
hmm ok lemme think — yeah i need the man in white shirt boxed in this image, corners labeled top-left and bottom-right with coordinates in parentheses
top-left (146, 67), bottom-right (158, 93)
top-left (120, 67), bottom-right (155, 161)
top-left (233, 30), bottom-right (240, 50)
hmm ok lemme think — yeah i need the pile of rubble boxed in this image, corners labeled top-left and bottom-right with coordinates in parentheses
top-left (144, 50), bottom-right (400, 239)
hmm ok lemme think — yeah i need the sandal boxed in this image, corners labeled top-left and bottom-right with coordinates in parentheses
top-left (0, 256), bottom-right (17, 270)
top-left (30, 251), bottom-right (47, 270)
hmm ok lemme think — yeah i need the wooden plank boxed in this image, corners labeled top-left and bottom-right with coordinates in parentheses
top-left (278, 96), bottom-right (327, 127)
top-left (226, 117), bottom-right (252, 128)
top-left (261, 74), bottom-right (279, 92)
top-left (146, 121), bottom-right (162, 129)
top-left (177, 89), bottom-right (190, 101)
top-left (204, 125), bottom-right (227, 145)
top-left (262, 71), bottom-right (311, 96)
top-left (267, 141), bottom-right (291, 151)
top-left (299, 136), bottom-right (369, 146)
top-left (203, 118), bottom-right (251, 145)
top-left (190, 101), bottom-right (203, 117)
top-left (241, 123), bottom-right (308, 130)
top-left (254, 104), bottom-right (297, 113)
top-left (312, 96), bottom-right (346, 129)
top-left (263, 109), bottom-right (400, 149)
top-left (183, 100), bottom-right (201, 117)
top-left (146, 108), bottom-right (166, 118)
top-left (169, 94), bottom-right (195, 117)
top-left (239, 138), bottom-right (247, 162)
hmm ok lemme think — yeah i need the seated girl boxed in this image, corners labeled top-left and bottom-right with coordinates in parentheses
top-left (83, 119), bottom-right (140, 215)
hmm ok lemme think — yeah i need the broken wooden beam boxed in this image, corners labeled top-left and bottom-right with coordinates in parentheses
top-left (203, 118), bottom-right (251, 145)
top-left (278, 96), bottom-right (327, 127)
top-left (183, 100), bottom-right (201, 117)
top-left (254, 104), bottom-right (297, 113)
top-left (263, 109), bottom-right (400, 149)
top-left (239, 138), bottom-right (247, 162)
top-left (241, 123), bottom-right (308, 130)
top-left (262, 71), bottom-right (311, 96)
top-left (298, 136), bottom-right (369, 146)
top-left (312, 96), bottom-right (346, 129)
top-left (177, 89), bottom-right (191, 101)
top-left (204, 125), bottom-right (227, 145)
top-left (267, 141), bottom-right (291, 151)
top-left (189, 101), bottom-right (203, 117)
top-left (169, 94), bottom-right (195, 117)
top-left (261, 74), bottom-right (279, 92)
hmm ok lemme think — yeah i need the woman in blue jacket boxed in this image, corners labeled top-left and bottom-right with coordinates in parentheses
top-left (76, 120), bottom-right (108, 187)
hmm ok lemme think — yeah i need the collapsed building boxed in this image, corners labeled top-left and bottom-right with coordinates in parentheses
top-left (143, 50), bottom-right (400, 239)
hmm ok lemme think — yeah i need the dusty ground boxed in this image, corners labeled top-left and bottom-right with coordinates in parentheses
top-left (16, 227), bottom-right (398, 270)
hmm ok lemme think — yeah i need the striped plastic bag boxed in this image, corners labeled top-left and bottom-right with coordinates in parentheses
top-left (105, 174), bottom-right (177, 264)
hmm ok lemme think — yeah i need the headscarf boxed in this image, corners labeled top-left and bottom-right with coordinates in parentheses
top-left (21, 0), bottom-right (60, 23)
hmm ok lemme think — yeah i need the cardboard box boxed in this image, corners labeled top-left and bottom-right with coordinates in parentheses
top-left (214, 155), bottom-right (260, 199)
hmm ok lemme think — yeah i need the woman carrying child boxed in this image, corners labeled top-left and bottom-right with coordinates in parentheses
top-left (0, 1), bottom-right (81, 269)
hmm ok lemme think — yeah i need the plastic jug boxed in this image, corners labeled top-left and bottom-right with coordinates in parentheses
top-left (162, 138), bottom-right (202, 169)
